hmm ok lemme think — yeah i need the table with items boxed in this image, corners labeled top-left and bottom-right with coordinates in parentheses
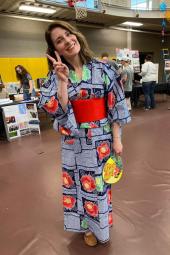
top-left (131, 82), bottom-right (170, 107)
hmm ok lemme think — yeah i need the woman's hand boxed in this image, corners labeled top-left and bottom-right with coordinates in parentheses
top-left (46, 51), bottom-right (69, 83)
top-left (46, 51), bottom-right (69, 110)
top-left (113, 138), bottom-right (123, 156)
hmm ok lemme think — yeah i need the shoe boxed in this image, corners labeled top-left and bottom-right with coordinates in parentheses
top-left (144, 108), bottom-right (150, 111)
top-left (84, 231), bottom-right (98, 247)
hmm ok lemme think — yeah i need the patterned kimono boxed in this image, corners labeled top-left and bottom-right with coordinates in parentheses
top-left (39, 59), bottom-right (131, 243)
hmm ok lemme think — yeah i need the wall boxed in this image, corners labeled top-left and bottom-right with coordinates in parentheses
top-left (132, 32), bottom-right (168, 81)
top-left (79, 27), bottom-right (127, 57)
top-left (0, 15), bottom-right (167, 82)
top-left (0, 16), bottom-right (48, 57)
top-left (0, 16), bottom-right (127, 58)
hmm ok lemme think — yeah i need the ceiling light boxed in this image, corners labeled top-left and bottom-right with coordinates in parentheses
top-left (121, 21), bottom-right (143, 27)
top-left (19, 4), bottom-right (56, 14)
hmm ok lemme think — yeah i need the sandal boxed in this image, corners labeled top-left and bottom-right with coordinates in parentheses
top-left (84, 231), bottom-right (98, 247)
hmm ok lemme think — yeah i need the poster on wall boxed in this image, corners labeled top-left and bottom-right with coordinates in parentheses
top-left (2, 103), bottom-right (40, 141)
top-left (115, 48), bottom-right (140, 73)
top-left (164, 59), bottom-right (170, 83)
top-left (164, 59), bottom-right (170, 71)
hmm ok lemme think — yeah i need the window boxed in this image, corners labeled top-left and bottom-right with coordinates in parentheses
top-left (131, 0), bottom-right (152, 10)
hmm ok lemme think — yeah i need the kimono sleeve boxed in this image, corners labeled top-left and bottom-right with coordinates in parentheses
top-left (103, 65), bottom-right (131, 125)
top-left (38, 71), bottom-right (79, 136)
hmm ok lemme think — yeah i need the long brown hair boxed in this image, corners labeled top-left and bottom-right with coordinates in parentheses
top-left (45, 20), bottom-right (94, 69)
top-left (15, 65), bottom-right (29, 81)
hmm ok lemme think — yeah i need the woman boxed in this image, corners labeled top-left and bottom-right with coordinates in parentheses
top-left (39, 21), bottom-right (131, 246)
top-left (141, 55), bottom-right (157, 110)
top-left (15, 65), bottom-right (33, 101)
top-left (120, 57), bottom-right (134, 111)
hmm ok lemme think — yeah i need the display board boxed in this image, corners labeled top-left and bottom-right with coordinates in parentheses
top-left (2, 103), bottom-right (40, 141)
top-left (116, 48), bottom-right (140, 73)
top-left (164, 59), bottom-right (170, 83)
top-left (164, 59), bottom-right (170, 71)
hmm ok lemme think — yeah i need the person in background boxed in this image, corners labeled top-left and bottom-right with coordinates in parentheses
top-left (0, 83), bottom-right (9, 99)
top-left (141, 55), bottom-right (157, 110)
top-left (15, 65), bottom-right (33, 101)
top-left (39, 21), bottom-right (130, 247)
top-left (131, 72), bottom-right (142, 108)
top-left (121, 57), bottom-right (134, 111)
top-left (101, 52), bottom-right (120, 72)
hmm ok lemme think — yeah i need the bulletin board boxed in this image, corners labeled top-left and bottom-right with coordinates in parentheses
top-left (116, 48), bottom-right (140, 73)
top-left (2, 102), bottom-right (40, 141)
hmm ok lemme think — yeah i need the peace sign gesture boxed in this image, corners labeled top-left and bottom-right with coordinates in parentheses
top-left (47, 51), bottom-right (69, 83)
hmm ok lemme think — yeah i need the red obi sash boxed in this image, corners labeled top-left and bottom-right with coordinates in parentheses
top-left (70, 97), bottom-right (107, 123)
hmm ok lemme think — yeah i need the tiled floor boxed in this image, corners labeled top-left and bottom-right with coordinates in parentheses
top-left (0, 100), bottom-right (170, 255)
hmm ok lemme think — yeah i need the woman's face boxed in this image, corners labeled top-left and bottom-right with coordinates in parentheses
top-left (50, 27), bottom-right (80, 59)
top-left (16, 67), bottom-right (22, 74)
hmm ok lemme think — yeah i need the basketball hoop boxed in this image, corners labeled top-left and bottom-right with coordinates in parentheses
top-left (67, 0), bottom-right (87, 20)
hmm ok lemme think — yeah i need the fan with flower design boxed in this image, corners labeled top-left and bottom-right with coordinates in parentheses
top-left (102, 155), bottom-right (123, 184)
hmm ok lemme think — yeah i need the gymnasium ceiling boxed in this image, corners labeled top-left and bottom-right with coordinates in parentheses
top-left (0, 0), bottom-right (170, 34)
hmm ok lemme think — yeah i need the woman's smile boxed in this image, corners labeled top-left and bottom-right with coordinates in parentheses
top-left (51, 27), bottom-right (80, 58)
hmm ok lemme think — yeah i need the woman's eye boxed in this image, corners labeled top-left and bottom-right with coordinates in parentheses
top-left (56, 39), bottom-right (63, 44)
top-left (66, 31), bottom-right (70, 36)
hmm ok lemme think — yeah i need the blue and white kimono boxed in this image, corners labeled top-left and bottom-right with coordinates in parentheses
top-left (39, 59), bottom-right (131, 243)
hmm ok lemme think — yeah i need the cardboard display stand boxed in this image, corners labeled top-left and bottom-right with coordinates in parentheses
top-left (2, 102), bottom-right (40, 141)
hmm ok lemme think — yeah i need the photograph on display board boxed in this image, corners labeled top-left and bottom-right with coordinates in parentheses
top-left (29, 119), bottom-right (40, 125)
top-left (5, 116), bottom-right (16, 124)
top-left (26, 103), bottom-right (40, 135)
top-left (9, 131), bottom-right (18, 138)
top-left (115, 48), bottom-right (125, 60)
top-left (19, 121), bottom-right (29, 130)
top-left (18, 104), bottom-right (27, 114)
top-left (30, 128), bottom-right (41, 134)
top-left (165, 59), bottom-right (170, 71)
top-left (26, 103), bottom-right (35, 110)
top-left (131, 50), bottom-right (139, 58)
top-left (20, 129), bottom-right (31, 136)
top-left (133, 65), bottom-right (140, 73)
top-left (128, 50), bottom-right (140, 73)
top-left (165, 71), bottom-right (170, 83)
top-left (29, 111), bottom-right (38, 118)
top-left (8, 124), bottom-right (19, 132)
